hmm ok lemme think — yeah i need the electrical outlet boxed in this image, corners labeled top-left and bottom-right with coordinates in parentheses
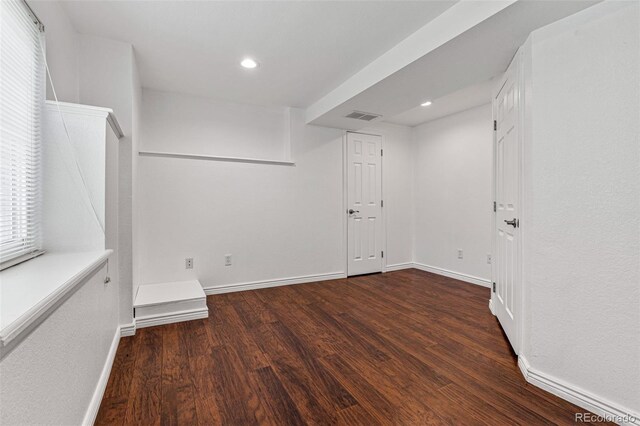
top-left (225, 254), bottom-right (232, 266)
top-left (185, 257), bottom-right (193, 269)
top-left (457, 249), bottom-right (463, 260)
top-left (487, 254), bottom-right (492, 264)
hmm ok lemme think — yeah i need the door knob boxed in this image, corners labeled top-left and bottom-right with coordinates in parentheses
top-left (348, 209), bottom-right (359, 215)
top-left (504, 218), bottom-right (518, 228)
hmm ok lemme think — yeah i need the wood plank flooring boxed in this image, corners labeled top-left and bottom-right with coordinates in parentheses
top-left (96, 269), bottom-right (594, 425)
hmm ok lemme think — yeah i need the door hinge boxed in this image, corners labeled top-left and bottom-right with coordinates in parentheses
top-left (381, 200), bottom-right (384, 207)
top-left (381, 251), bottom-right (384, 258)
top-left (381, 149), bottom-right (383, 156)
top-left (492, 282), bottom-right (496, 292)
top-left (493, 120), bottom-right (497, 131)
top-left (493, 201), bottom-right (496, 212)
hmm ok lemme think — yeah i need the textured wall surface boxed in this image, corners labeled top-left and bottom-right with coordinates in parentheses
top-left (413, 104), bottom-right (493, 280)
top-left (523, 1), bottom-right (640, 415)
top-left (0, 265), bottom-right (118, 425)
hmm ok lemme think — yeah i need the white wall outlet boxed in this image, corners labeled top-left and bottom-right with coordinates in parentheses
top-left (457, 249), bottom-right (463, 260)
top-left (185, 257), bottom-right (194, 269)
top-left (487, 254), bottom-right (492, 264)
top-left (225, 254), bottom-right (232, 266)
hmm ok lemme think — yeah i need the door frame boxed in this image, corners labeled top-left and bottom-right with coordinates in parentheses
top-left (491, 47), bottom-right (526, 355)
top-left (342, 131), bottom-right (386, 277)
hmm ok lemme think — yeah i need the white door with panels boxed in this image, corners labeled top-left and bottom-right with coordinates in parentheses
top-left (346, 132), bottom-right (383, 276)
top-left (493, 52), bottom-right (521, 353)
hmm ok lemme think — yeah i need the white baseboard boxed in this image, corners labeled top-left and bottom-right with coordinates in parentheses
top-left (488, 298), bottom-right (495, 315)
top-left (385, 262), bottom-right (414, 272)
top-left (82, 326), bottom-right (120, 426)
top-left (135, 308), bottom-right (209, 329)
top-left (120, 322), bottom-right (136, 337)
top-left (203, 266), bottom-right (490, 295)
top-left (518, 356), bottom-right (639, 425)
top-left (412, 262), bottom-right (491, 288)
top-left (203, 272), bottom-right (347, 295)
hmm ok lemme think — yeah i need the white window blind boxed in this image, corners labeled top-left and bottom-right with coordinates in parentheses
top-left (0, 0), bottom-right (45, 267)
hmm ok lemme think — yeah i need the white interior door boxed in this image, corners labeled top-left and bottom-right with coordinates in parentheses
top-left (347, 132), bottom-right (383, 276)
top-left (493, 54), bottom-right (521, 353)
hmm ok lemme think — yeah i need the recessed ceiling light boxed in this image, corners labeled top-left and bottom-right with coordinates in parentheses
top-left (241, 58), bottom-right (258, 69)
top-left (421, 101), bottom-right (432, 107)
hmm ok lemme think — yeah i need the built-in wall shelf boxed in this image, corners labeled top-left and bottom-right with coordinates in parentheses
top-left (138, 150), bottom-right (295, 166)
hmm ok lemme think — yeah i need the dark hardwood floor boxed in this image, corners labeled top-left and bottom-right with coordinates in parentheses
top-left (96, 269), bottom-right (592, 425)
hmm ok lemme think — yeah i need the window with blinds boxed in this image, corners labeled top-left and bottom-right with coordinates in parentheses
top-left (0, 0), bottom-right (45, 269)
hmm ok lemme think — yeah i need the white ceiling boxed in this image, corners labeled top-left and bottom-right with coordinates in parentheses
top-left (386, 77), bottom-right (496, 127)
top-left (60, 0), bottom-right (457, 108)
top-left (308, 0), bottom-right (601, 130)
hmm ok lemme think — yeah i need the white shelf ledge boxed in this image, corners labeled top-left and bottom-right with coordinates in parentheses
top-left (138, 150), bottom-right (295, 166)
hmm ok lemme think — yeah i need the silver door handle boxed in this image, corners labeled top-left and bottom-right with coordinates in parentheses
top-left (504, 218), bottom-right (518, 228)
top-left (348, 209), bottom-right (359, 215)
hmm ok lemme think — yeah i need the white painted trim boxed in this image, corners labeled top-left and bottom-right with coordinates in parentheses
top-left (106, 113), bottom-right (124, 139)
top-left (488, 298), bottom-right (495, 315)
top-left (341, 134), bottom-right (349, 276)
top-left (82, 326), bottom-right (120, 426)
top-left (518, 356), bottom-right (640, 426)
top-left (412, 262), bottom-right (491, 288)
top-left (380, 133), bottom-right (387, 273)
top-left (385, 262), bottom-right (414, 272)
top-left (138, 151), bottom-right (295, 166)
top-left (45, 101), bottom-right (124, 139)
top-left (46, 100), bottom-right (111, 118)
top-left (135, 308), bottom-right (209, 329)
top-left (0, 250), bottom-right (112, 359)
top-left (204, 272), bottom-right (347, 295)
top-left (119, 322), bottom-right (136, 337)
top-left (203, 265), bottom-right (490, 296)
top-left (518, 354), bottom-right (529, 379)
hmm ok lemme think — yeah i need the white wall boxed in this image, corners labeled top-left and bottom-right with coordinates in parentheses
top-left (141, 89), bottom-right (290, 160)
top-left (138, 103), bottom-right (343, 288)
top-left (29, 1), bottom-right (78, 103)
top-left (521, 1), bottom-right (640, 416)
top-left (137, 90), bottom-right (414, 290)
top-left (361, 123), bottom-right (415, 268)
top-left (78, 34), bottom-right (139, 326)
top-left (413, 104), bottom-right (493, 282)
top-left (0, 264), bottom-right (118, 425)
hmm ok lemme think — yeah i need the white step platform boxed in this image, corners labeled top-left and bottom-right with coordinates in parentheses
top-left (134, 280), bottom-right (208, 328)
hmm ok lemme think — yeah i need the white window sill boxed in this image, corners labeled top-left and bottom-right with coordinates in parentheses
top-left (0, 249), bottom-right (112, 359)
